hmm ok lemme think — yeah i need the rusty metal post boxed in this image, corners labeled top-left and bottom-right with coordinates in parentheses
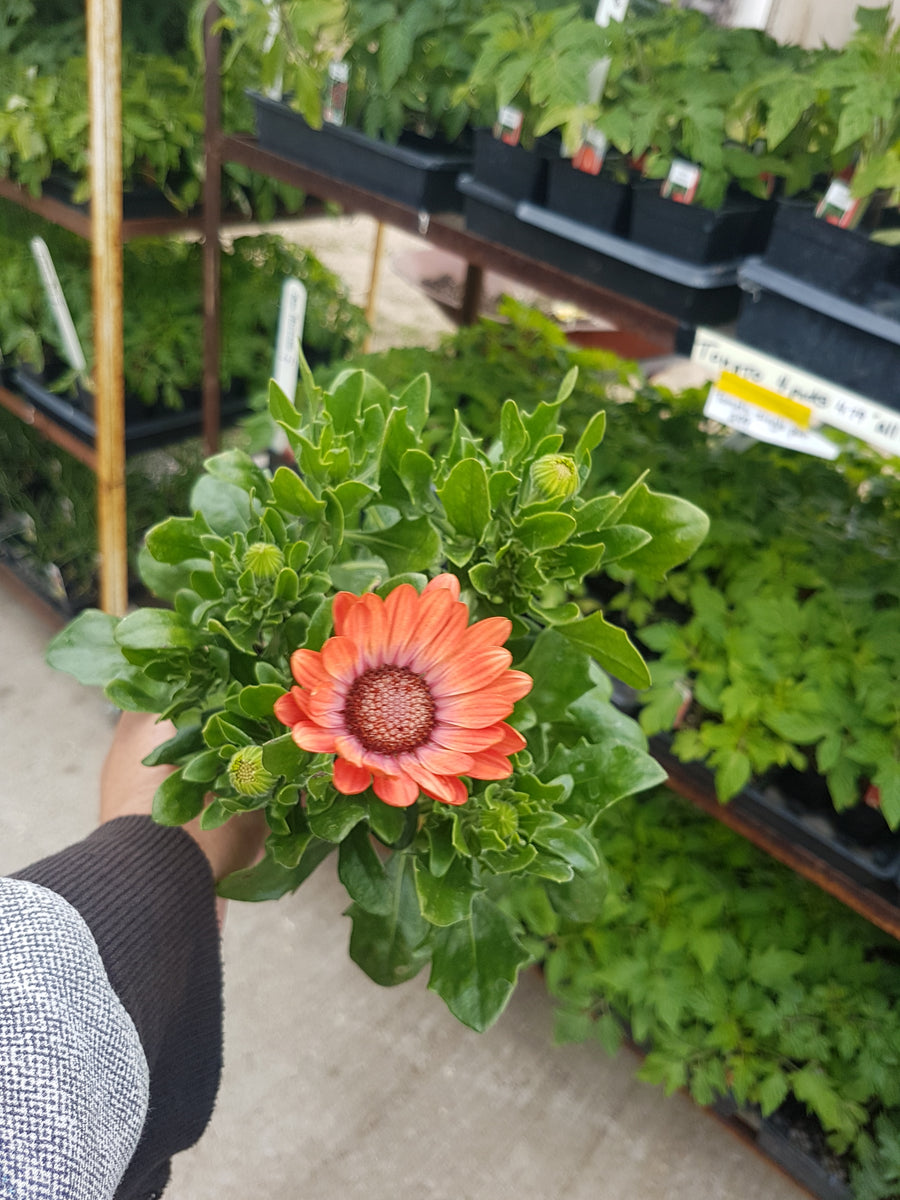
top-left (202, 2), bottom-right (223, 456)
top-left (87, 0), bottom-right (127, 615)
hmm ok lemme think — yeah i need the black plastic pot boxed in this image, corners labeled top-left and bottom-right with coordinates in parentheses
top-left (630, 180), bottom-right (774, 265)
top-left (758, 1107), bottom-right (852, 1200)
top-left (458, 175), bottom-right (745, 326)
top-left (9, 365), bottom-right (250, 454)
top-left (544, 156), bottom-right (632, 236)
top-left (736, 771), bottom-right (900, 891)
top-left (470, 128), bottom-right (553, 205)
top-left (763, 199), bottom-right (898, 304)
top-left (736, 258), bottom-right (900, 411)
top-left (41, 169), bottom-right (196, 221)
top-left (252, 92), bottom-right (472, 213)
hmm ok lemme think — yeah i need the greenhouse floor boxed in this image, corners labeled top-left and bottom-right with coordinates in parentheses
top-left (0, 215), bottom-right (801, 1198)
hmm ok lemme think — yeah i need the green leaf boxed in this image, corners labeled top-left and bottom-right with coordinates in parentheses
top-left (45, 608), bottom-right (124, 687)
top-left (347, 853), bottom-right (432, 986)
top-left (144, 512), bottom-right (211, 564)
top-left (115, 607), bottom-right (202, 651)
top-left (531, 825), bottom-right (600, 874)
top-left (543, 738), bottom-right (666, 809)
top-left (438, 458), bottom-right (492, 539)
top-left (182, 748), bottom-right (224, 783)
top-left (616, 485), bottom-right (709, 579)
top-left (217, 839), bottom-right (334, 901)
top-left (237, 684), bottom-right (284, 719)
top-left (574, 410), bottom-right (606, 462)
top-left (262, 732), bottom-right (305, 778)
top-left (428, 896), bottom-right (531, 1031)
top-left (558, 613), bottom-right (651, 690)
top-left (152, 768), bottom-right (206, 825)
top-left (519, 628), bottom-right (594, 723)
top-left (500, 399), bottom-right (528, 464)
top-left (190, 473), bottom-right (253, 535)
top-left (414, 855), bottom-right (482, 926)
top-left (338, 824), bottom-right (391, 915)
top-left (515, 511), bottom-right (577, 551)
top-left (271, 465), bottom-right (326, 518)
top-left (352, 517), bottom-right (440, 574)
top-left (307, 797), bottom-right (368, 842)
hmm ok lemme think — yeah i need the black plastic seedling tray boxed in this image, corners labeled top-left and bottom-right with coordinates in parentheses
top-left (252, 92), bottom-right (472, 213)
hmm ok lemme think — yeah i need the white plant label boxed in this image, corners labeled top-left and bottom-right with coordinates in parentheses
top-left (29, 236), bottom-right (87, 375)
top-left (273, 277), bottom-right (307, 402)
top-left (589, 1), bottom-right (629, 105)
top-left (704, 385), bottom-right (839, 460)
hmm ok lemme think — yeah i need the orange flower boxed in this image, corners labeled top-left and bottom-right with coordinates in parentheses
top-left (273, 574), bottom-right (532, 807)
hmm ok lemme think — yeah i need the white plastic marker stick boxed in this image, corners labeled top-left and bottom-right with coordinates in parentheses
top-left (273, 277), bottom-right (307, 400)
top-left (270, 277), bottom-right (307, 455)
top-left (29, 236), bottom-right (88, 376)
top-left (588, 0), bottom-right (630, 102)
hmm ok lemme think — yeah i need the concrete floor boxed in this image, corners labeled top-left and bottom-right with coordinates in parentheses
top-left (0, 214), bottom-right (801, 1197)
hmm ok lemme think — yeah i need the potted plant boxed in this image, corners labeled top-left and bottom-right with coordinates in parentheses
top-left (221, 0), bottom-right (477, 212)
top-left (734, 6), bottom-right (900, 405)
top-left (459, 2), bottom-right (612, 207)
top-left (44, 356), bottom-right (708, 1030)
top-left (0, 202), bottom-right (369, 448)
top-left (595, 7), bottom-right (783, 264)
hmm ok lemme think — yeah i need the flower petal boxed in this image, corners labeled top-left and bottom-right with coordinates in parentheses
top-left (342, 592), bottom-right (389, 665)
top-left (332, 591), bottom-right (360, 636)
top-left (273, 690), bottom-right (304, 726)
top-left (493, 722), bottom-right (527, 754)
top-left (333, 757), bottom-right (372, 794)
top-left (321, 635), bottom-right (363, 682)
top-left (412, 745), bottom-right (474, 775)
top-left (428, 647), bottom-right (513, 696)
top-left (373, 772), bottom-right (420, 807)
top-left (290, 648), bottom-right (328, 689)
top-left (468, 748), bottom-right (516, 780)
top-left (290, 722), bottom-right (337, 753)
top-left (459, 616), bottom-right (513, 653)
top-left (383, 583), bottom-right (420, 662)
top-left (429, 723), bottom-right (505, 752)
top-left (438, 691), bottom-right (519, 727)
top-left (404, 760), bottom-right (469, 806)
top-left (423, 573), bottom-right (460, 600)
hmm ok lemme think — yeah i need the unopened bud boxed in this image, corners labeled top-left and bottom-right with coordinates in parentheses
top-left (242, 542), bottom-right (284, 580)
top-left (529, 454), bottom-right (579, 501)
top-left (227, 746), bottom-right (277, 797)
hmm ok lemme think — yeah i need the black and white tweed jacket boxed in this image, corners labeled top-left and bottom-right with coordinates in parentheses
top-left (2, 818), bottom-right (223, 1199)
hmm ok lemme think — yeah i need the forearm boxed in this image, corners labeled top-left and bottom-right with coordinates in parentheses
top-left (7, 815), bottom-right (223, 1199)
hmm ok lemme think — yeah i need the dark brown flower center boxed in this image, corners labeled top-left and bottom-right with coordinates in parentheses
top-left (343, 664), bottom-right (436, 755)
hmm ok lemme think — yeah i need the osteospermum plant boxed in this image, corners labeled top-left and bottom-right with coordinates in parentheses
top-left (47, 359), bottom-right (708, 1030)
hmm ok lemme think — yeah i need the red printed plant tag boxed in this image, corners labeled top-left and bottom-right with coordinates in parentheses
top-left (661, 158), bottom-right (701, 205)
top-left (494, 106), bottom-right (524, 147)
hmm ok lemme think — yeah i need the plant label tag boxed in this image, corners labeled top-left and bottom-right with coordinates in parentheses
top-left (273, 277), bottom-right (307, 402)
top-left (29, 236), bottom-right (87, 375)
top-left (815, 178), bottom-right (861, 228)
top-left (662, 159), bottom-right (701, 205)
top-left (573, 126), bottom-right (608, 175)
top-left (705, 376), bottom-right (839, 460)
top-left (494, 106), bottom-right (523, 147)
top-left (323, 60), bottom-right (350, 126)
top-left (594, 0), bottom-right (629, 26)
top-left (261, 0), bottom-right (284, 97)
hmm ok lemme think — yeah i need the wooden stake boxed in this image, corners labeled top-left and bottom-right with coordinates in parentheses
top-left (87, 0), bottom-right (127, 615)
top-left (362, 221), bottom-right (387, 353)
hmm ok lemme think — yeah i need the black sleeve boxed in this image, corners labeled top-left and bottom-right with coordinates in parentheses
top-left (12, 815), bottom-right (223, 1199)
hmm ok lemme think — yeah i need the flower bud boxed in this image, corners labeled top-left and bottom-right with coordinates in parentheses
top-left (529, 454), bottom-right (579, 502)
top-left (227, 746), bottom-right (277, 797)
top-left (242, 542), bottom-right (284, 580)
